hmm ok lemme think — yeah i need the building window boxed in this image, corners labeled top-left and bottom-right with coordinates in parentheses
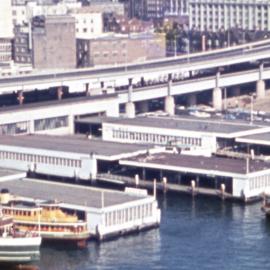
top-left (34, 116), bottom-right (68, 131)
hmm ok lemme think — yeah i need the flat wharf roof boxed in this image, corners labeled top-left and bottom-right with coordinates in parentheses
top-left (0, 178), bottom-right (142, 209)
top-left (90, 116), bottom-right (269, 137)
top-left (0, 94), bottom-right (117, 114)
top-left (236, 132), bottom-right (270, 146)
top-left (0, 168), bottom-right (26, 181)
top-left (0, 135), bottom-right (152, 159)
top-left (120, 153), bottom-right (270, 176)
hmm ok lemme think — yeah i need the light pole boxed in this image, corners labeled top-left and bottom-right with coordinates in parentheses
top-left (250, 93), bottom-right (256, 125)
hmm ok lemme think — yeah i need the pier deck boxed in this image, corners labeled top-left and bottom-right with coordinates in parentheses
top-left (97, 173), bottom-right (233, 199)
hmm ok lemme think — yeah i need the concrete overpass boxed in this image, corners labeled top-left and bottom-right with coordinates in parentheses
top-left (1, 38), bottom-right (270, 95)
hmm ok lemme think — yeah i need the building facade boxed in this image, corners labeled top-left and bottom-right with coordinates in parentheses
top-left (77, 33), bottom-right (166, 67)
top-left (32, 15), bottom-right (76, 69)
top-left (13, 25), bottom-right (32, 64)
top-left (189, 0), bottom-right (270, 32)
top-left (70, 8), bottom-right (103, 39)
top-left (126, 0), bottom-right (188, 19)
top-left (0, 0), bottom-right (13, 63)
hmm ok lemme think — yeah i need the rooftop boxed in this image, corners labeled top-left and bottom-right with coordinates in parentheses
top-left (236, 132), bottom-right (270, 146)
top-left (0, 178), bottom-right (144, 209)
top-left (99, 116), bottom-right (269, 137)
top-left (120, 153), bottom-right (270, 176)
top-left (0, 135), bottom-right (153, 160)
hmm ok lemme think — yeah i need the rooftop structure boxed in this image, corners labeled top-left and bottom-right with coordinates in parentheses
top-left (118, 152), bottom-right (270, 201)
top-left (0, 134), bottom-right (158, 180)
top-left (101, 116), bottom-right (270, 155)
top-left (0, 178), bottom-right (160, 239)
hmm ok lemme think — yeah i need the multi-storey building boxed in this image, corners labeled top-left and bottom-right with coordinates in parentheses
top-left (69, 7), bottom-right (103, 39)
top-left (13, 25), bottom-right (32, 64)
top-left (77, 32), bottom-right (166, 67)
top-left (189, 0), bottom-right (270, 32)
top-left (0, 0), bottom-right (13, 63)
top-left (126, 0), bottom-right (188, 19)
top-left (32, 15), bottom-right (76, 69)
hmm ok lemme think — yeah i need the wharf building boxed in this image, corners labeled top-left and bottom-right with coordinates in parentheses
top-left (118, 152), bottom-right (270, 202)
top-left (189, 0), bottom-right (270, 32)
top-left (98, 116), bottom-right (270, 156)
top-left (0, 177), bottom-right (161, 240)
top-left (0, 134), bottom-right (160, 181)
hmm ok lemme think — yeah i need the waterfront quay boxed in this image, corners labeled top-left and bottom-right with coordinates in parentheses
top-left (0, 177), bottom-right (160, 241)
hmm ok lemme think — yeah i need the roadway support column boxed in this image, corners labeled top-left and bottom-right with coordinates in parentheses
top-left (125, 78), bottom-right (135, 118)
top-left (165, 74), bottom-right (175, 115)
top-left (212, 71), bottom-right (222, 111)
top-left (17, 90), bottom-right (24, 105)
top-left (57, 86), bottom-right (63, 100)
top-left (68, 114), bottom-right (74, 134)
top-left (187, 94), bottom-right (197, 107)
top-left (256, 63), bottom-right (265, 99)
top-left (213, 87), bottom-right (222, 111)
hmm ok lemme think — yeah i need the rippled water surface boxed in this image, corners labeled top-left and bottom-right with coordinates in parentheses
top-left (37, 194), bottom-right (270, 270)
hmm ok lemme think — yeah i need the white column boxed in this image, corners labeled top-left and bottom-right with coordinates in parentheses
top-left (165, 96), bottom-right (175, 116)
top-left (256, 63), bottom-right (265, 99)
top-left (125, 102), bottom-right (135, 118)
top-left (213, 87), bottom-right (222, 111)
top-left (126, 78), bottom-right (135, 118)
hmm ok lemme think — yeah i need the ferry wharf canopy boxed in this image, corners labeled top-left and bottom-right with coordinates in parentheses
top-left (119, 152), bottom-right (270, 202)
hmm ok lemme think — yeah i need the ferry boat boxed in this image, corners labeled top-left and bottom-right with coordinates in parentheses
top-left (0, 190), bottom-right (90, 247)
top-left (0, 214), bottom-right (41, 264)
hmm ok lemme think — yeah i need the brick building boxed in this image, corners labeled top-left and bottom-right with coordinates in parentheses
top-left (77, 32), bottom-right (166, 67)
top-left (32, 15), bottom-right (76, 69)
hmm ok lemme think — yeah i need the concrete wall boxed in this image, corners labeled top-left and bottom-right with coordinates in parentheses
top-left (102, 122), bottom-right (215, 153)
top-left (0, 145), bottom-right (97, 180)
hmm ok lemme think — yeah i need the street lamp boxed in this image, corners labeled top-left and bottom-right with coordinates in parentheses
top-left (250, 93), bottom-right (256, 124)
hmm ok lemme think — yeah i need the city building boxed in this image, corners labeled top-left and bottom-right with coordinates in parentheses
top-left (189, 0), bottom-right (270, 32)
top-left (13, 25), bottom-right (32, 64)
top-left (105, 14), bottom-right (154, 33)
top-left (11, 0), bottom-right (82, 26)
top-left (0, 0), bottom-right (13, 63)
top-left (126, 0), bottom-right (188, 20)
top-left (87, 0), bottom-right (125, 16)
top-left (100, 116), bottom-right (270, 156)
top-left (32, 15), bottom-right (76, 69)
top-left (77, 32), bottom-right (166, 67)
top-left (69, 7), bottom-right (103, 38)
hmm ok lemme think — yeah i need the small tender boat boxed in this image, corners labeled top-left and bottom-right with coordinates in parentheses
top-left (0, 213), bottom-right (41, 264)
top-left (0, 190), bottom-right (90, 248)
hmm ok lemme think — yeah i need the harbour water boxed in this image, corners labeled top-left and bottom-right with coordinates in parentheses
top-left (37, 194), bottom-right (270, 270)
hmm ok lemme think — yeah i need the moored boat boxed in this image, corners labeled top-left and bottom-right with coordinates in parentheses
top-left (0, 190), bottom-right (90, 248)
top-left (0, 214), bottom-right (41, 265)
top-left (261, 193), bottom-right (270, 215)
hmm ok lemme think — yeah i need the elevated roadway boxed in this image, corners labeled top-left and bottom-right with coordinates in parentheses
top-left (117, 67), bottom-right (270, 104)
top-left (1, 38), bottom-right (270, 93)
